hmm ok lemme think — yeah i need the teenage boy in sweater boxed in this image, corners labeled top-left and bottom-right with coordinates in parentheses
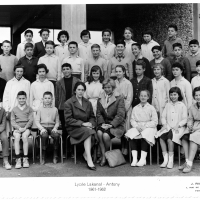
top-left (18, 43), bottom-right (38, 83)
top-left (11, 91), bottom-right (33, 169)
top-left (35, 91), bottom-right (60, 164)
top-left (150, 45), bottom-right (172, 81)
top-left (38, 40), bottom-right (61, 87)
top-left (186, 39), bottom-right (200, 79)
top-left (0, 40), bottom-right (18, 81)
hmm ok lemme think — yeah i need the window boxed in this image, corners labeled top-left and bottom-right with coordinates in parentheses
top-left (0, 27), bottom-right (11, 43)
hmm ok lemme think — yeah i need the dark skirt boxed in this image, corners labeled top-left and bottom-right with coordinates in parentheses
top-left (67, 126), bottom-right (96, 145)
top-left (97, 126), bottom-right (115, 139)
top-left (160, 130), bottom-right (173, 141)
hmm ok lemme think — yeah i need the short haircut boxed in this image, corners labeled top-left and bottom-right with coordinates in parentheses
top-left (17, 91), bottom-right (27, 97)
top-left (153, 63), bottom-right (164, 75)
top-left (193, 86), bottom-right (200, 98)
top-left (24, 29), bottom-right (33, 36)
top-left (80, 30), bottom-right (91, 39)
top-left (87, 65), bottom-right (104, 84)
top-left (172, 62), bottom-right (183, 71)
top-left (39, 28), bottom-right (50, 36)
top-left (138, 89), bottom-right (150, 98)
top-left (2, 40), bottom-right (11, 46)
top-left (124, 27), bottom-right (133, 35)
top-left (24, 42), bottom-right (34, 50)
top-left (91, 44), bottom-right (100, 50)
top-left (115, 39), bottom-right (125, 47)
top-left (62, 63), bottom-right (72, 69)
top-left (37, 64), bottom-right (49, 73)
top-left (68, 41), bottom-right (78, 48)
top-left (132, 42), bottom-right (141, 50)
top-left (73, 82), bottom-right (86, 93)
top-left (45, 40), bottom-right (55, 48)
top-left (172, 43), bottom-right (182, 49)
top-left (151, 45), bottom-right (162, 52)
top-left (196, 60), bottom-right (200, 67)
top-left (168, 24), bottom-right (178, 32)
top-left (102, 78), bottom-right (116, 90)
top-left (43, 91), bottom-right (53, 97)
top-left (115, 65), bottom-right (126, 73)
top-left (102, 29), bottom-right (112, 36)
top-left (189, 39), bottom-right (199, 46)
top-left (57, 30), bottom-right (69, 42)
top-left (169, 87), bottom-right (183, 101)
top-left (14, 64), bottom-right (25, 72)
top-left (136, 59), bottom-right (146, 69)
top-left (142, 30), bottom-right (153, 38)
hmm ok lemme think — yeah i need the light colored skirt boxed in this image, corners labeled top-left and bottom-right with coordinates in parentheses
top-left (183, 127), bottom-right (200, 145)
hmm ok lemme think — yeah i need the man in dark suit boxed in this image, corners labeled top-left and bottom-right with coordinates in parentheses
top-left (33, 28), bottom-right (50, 58)
top-left (55, 63), bottom-right (80, 157)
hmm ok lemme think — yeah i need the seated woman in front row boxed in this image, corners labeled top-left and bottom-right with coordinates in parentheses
top-left (96, 78), bottom-right (126, 167)
top-left (64, 82), bottom-right (97, 171)
top-left (125, 89), bottom-right (158, 167)
top-left (180, 86), bottom-right (200, 173)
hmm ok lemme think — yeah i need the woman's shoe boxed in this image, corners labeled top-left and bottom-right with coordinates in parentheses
top-left (87, 164), bottom-right (96, 171)
top-left (100, 160), bottom-right (106, 167)
top-left (96, 157), bottom-right (102, 164)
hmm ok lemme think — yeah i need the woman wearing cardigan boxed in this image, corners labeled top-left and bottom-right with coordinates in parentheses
top-left (96, 78), bottom-right (126, 166)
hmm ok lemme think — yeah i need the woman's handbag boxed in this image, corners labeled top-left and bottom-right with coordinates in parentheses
top-left (105, 149), bottom-right (126, 168)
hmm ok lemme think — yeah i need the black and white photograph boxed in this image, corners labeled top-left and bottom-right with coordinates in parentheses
top-left (0, 1), bottom-right (199, 199)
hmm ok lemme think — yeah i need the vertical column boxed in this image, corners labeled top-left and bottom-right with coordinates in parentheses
top-left (193, 3), bottom-right (200, 41)
top-left (62, 4), bottom-right (86, 43)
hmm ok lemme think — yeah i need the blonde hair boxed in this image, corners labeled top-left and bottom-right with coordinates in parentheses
top-left (153, 63), bottom-right (164, 75)
top-left (102, 78), bottom-right (116, 90)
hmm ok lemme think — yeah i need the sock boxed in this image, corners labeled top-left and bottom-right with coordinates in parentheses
top-left (186, 159), bottom-right (189, 163)
top-left (187, 160), bottom-right (192, 166)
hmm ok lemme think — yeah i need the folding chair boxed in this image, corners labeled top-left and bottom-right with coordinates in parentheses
top-left (37, 130), bottom-right (63, 164)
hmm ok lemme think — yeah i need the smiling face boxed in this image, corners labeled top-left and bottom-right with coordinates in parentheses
top-left (196, 65), bottom-right (200, 75)
top-left (152, 49), bottom-right (162, 59)
top-left (139, 91), bottom-right (149, 104)
top-left (194, 91), bottom-right (200, 103)
top-left (124, 29), bottom-right (132, 40)
top-left (75, 85), bottom-right (85, 98)
top-left (132, 45), bottom-right (140, 57)
top-left (104, 83), bottom-right (113, 95)
top-left (45, 44), bottom-right (54, 55)
top-left (62, 66), bottom-right (72, 78)
top-left (92, 70), bottom-right (100, 81)
top-left (17, 95), bottom-right (27, 106)
top-left (116, 67), bottom-right (125, 79)
top-left (170, 92), bottom-right (179, 103)
top-left (116, 44), bottom-right (125, 55)
top-left (15, 68), bottom-right (24, 80)
top-left (102, 32), bottom-right (111, 43)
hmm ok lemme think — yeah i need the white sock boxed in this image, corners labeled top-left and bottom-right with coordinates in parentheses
top-left (186, 159), bottom-right (189, 163)
top-left (187, 160), bottom-right (193, 166)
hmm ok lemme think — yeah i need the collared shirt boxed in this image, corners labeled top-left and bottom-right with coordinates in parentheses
top-left (115, 53), bottom-right (125, 62)
top-left (100, 41), bottom-right (116, 61)
top-left (141, 39), bottom-right (159, 61)
top-left (18, 104), bottom-right (26, 111)
top-left (2, 53), bottom-right (11, 56)
top-left (134, 54), bottom-right (143, 61)
top-left (170, 77), bottom-right (192, 109)
top-left (190, 51), bottom-right (199, 56)
top-left (155, 56), bottom-right (164, 63)
top-left (78, 41), bottom-right (93, 63)
top-left (55, 43), bottom-right (69, 64)
top-left (191, 74), bottom-right (200, 90)
top-left (62, 55), bottom-right (84, 81)
top-left (38, 54), bottom-right (61, 81)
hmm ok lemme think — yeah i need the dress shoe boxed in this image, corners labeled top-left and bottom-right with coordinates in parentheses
top-left (99, 159), bottom-right (106, 167)
top-left (87, 164), bottom-right (96, 171)
top-left (96, 157), bottom-right (101, 164)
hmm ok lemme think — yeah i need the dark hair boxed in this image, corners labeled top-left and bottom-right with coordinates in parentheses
top-left (124, 27), bottom-right (134, 38)
top-left (37, 64), bottom-right (49, 73)
top-left (43, 91), bottom-right (53, 97)
top-left (193, 86), bottom-right (200, 98)
top-left (151, 45), bottom-right (162, 52)
top-left (87, 65), bottom-right (104, 84)
top-left (172, 62), bottom-right (183, 71)
top-left (189, 39), bottom-right (199, 46)
top-left (168, 24), bottom-right (178, 32)
top-left (169, 87), bottom-right (183, 101)
top-left (39, 28), bottom-right (50, 36)
top-left (136, 59), bottom-right (146, 69)
top-left (14, 64), bottom-right (25, 72)
top-left (68, 41), bottom-right (78, 48)
top-left (142, 30), bottom-right (153, 38)
top-left (172, 43), bottom-right (182, 50)
top-left (138, 89), bottom-right (150, 98)
top-left (2, 40), bottom-right (12, 46)
top-left (62, 63), bottom-right (72, 69)
top-left (115, 65), bottom-right (126, 73)
top-left (57, 30), bottom-right (69, 42)
top-left (102, 29), bottom-right (112, 37)
top-left (115, 39), bottom-right (125, 47)
top-left (91, 44), bottom-right (100, 50)
top-left (74, 82), bottom-right (86, 93)
top-left (24, 29), bottom-right (33, 36)
top-left (132, 42), bottom-right (141, 50)
top-left (17, 91), bottom-right (27, 97)
top-left (80, 30), bottom-right (91, 39)
top-left (196, 60), bottom-right (200, 67)
top-left (45, 40), bottom-right (55, 48)
top-left (24, 42), bottom-right (34, 50)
